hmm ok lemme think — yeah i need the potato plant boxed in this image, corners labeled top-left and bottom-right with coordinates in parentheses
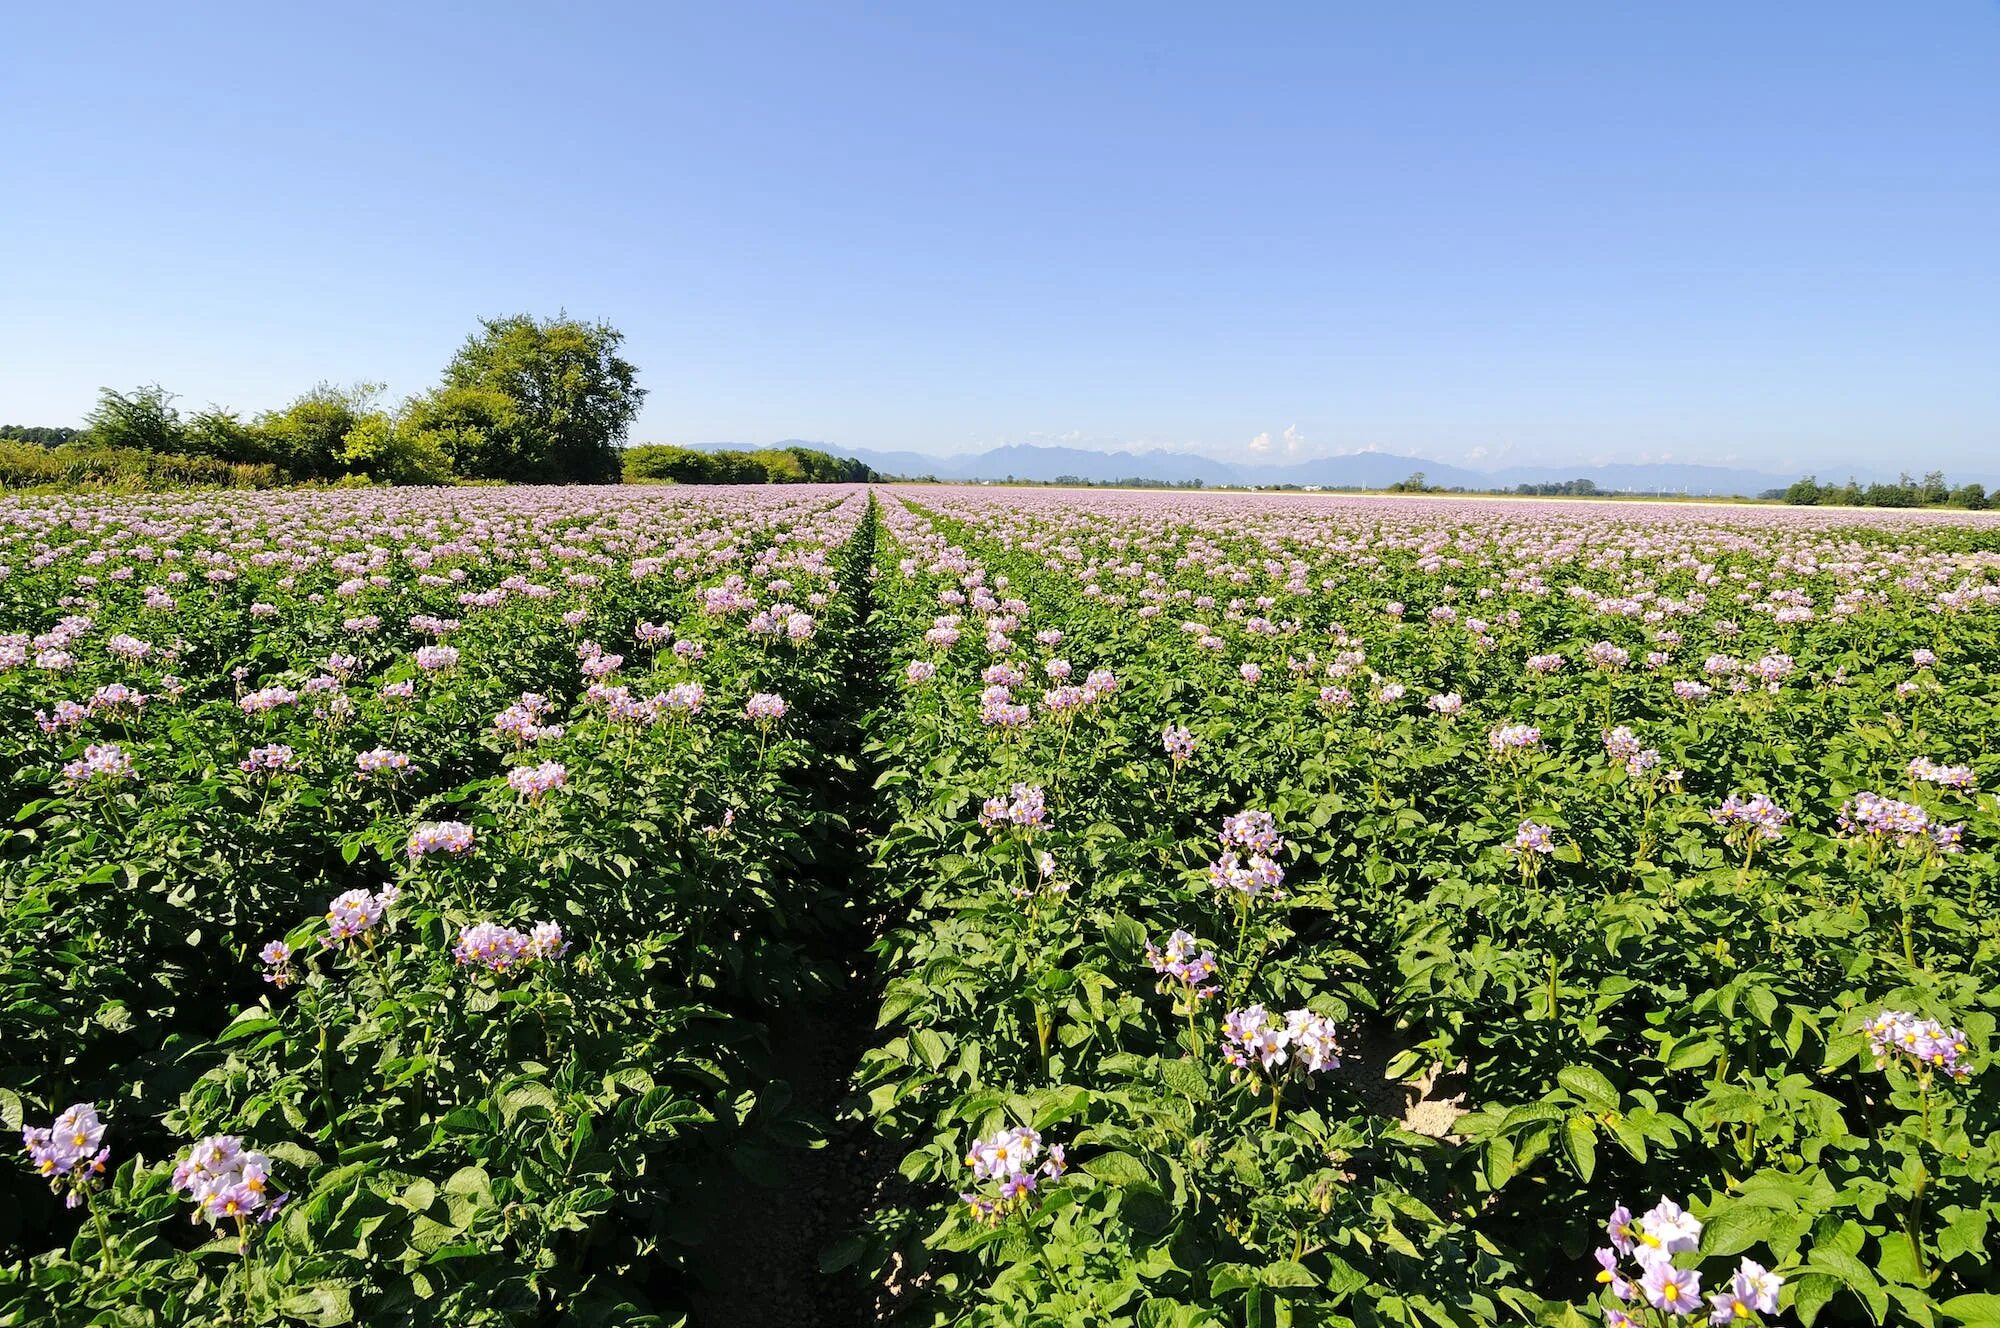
top-left (851, 491), bottom-right (1999, 1328)
top-left (5, 485), bottom-right (1999, 1328)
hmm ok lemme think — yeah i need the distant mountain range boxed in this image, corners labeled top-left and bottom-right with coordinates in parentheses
top-left (680, 440), bottom-right (1843, 496)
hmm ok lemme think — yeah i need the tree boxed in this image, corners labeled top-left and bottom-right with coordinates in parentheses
top-left (0, 424), bottom-right (85, 446)
top-left (1784, 475), bottom-right (1822, 505)
top-left (85, 385), bottom-right (188, 454)
top-left (340, 414), bottom-right (454, 484)
top-left (623, 444), bottom-right (716, 483)
top-left (256, 383), bottom-right (388, 479)
top-left (440, 314), bottom-right (644, 483)
top-left (184, 407), bottom-right (269, 465)
top-left (400, 385), bottom-right (520, 479)
top-left (1951, 482), bottom-right (1988, 510)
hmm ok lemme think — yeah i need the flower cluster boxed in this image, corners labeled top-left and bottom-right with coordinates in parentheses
top-left (259, 939), bottom-right (295, 987)
top-left (1594, 1198), bottom-right (1780, 1325)
top-left (1488, 723), bottom-right (1543, 753)
top-left (1710, 794), bottom-right (1789, 844)
top-left (1908, 756), bottom-right (1976, 791)
top-left (408, 820), bottom-right (475, 860)
top-left (1219, 810), bottom-right (1283, 855)
top-left (1009, 849), bottom-right (1072, 901)
top-left (1603, 726), bottom-right (1661, 777)
top-left (1837, 790), bottom-right (1963, 853)
top-left (979, 783), bottom-right (1048, 832)
top-left (978, 683), bottom-right (1032, 729)
top-left (239, 743), bottom-right (297, 777)
top-left (171, 1135), bottom-right (287, 1229)
top-left (1145, 929), bottom-right (1220, 1002)
top-left (355, 747), bottom-right (412, 778)
top-left (960, 1125), bottom-right (1066, 1222)
top-left (1585, 640), bottom-right (1630, 671)
top-left (239, 684), bottom-right (298, 714)
top-left (1866, 1009), bottom-right (1974, 1082)
top-left (507, 760), bottom-right (568, 801)
top-left (20, 1103), bottom-right (110, 1208)
top-left (323, 885), bottom-right (398, 946)
top-left (493, 692), bottom-right (565, 744)
top-left (1208, 810), bottom-right (1286, 901)
top-left (1220, 1004), bottom-right (1342, 1081)
top-left (452, 920), bottom-right (570, 972)
top-left (61, 742), bottom-right (137, 786)
top-left (1162, 724), bottom-right (1196, 763)
top-left (1512, 819), bottom-right (1554, 856)
top-left (743, 692), bottom-right (789, 724)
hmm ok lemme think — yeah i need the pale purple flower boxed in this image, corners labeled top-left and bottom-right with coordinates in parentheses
top-left (979, 783), bottom-right (1047, 832)
top-left (259, 940), bottom-right (294, 988)
top-left (744, 692), bottom-right (788, 724)
top-left (355, 747), bottom-right (412, 778)
top-left (62, 742), bottom-right (136, 785)
top-left (507, 761), bottom-right (567, 800)
top-left (407, 820), bottom-right (474, 860)
top-left (239, 743), bottom-right (297, 776)
top-left (323, 887), bottom-right (395, 945)
top-left (1867, 1009), bottom-right (1973, 1081)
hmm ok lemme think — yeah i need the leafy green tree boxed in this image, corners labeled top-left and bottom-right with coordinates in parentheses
top-left (440, 315), bottom-right (644, 483)
top-left (1784, 475), bottom-right (1822, 505)
top-left (340, 413), bottom-right (454, 485)
top-left (85, 385), bottom-right (188, 454)
top-left (399, 385), bottom-right (520, 479)
top-left (623, 443), bottom-right (715, 483)
top-left (0, 424), bottom-right (85, 446)
top-left (184, 408), bottom-right (270, 465)
top-left (1951, 482), bottom-right (1988, 510)
top-left (256, 383), bottom-right (388, 479)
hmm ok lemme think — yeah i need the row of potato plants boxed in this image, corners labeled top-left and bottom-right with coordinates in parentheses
top-left (848, 490), bottom-right (1999, 1328)
top-left (1, 485), bottom-right (880, 1324)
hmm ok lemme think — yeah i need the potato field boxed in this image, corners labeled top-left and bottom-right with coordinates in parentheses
top-left (4, 485), bottom-right (1997, 1328)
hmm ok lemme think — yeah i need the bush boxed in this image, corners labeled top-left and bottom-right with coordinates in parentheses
top-left (0, 441), bottom-right (283, 491)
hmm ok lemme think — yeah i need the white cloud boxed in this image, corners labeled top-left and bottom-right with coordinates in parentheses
top-left (1247, 431), bottom-right (1273, 455)
top-left (1466, 446), bottom-right (1488, 461)
top-left (1281, 424), bottom-right (1306, 457)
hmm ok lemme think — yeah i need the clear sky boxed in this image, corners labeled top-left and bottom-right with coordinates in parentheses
top-left (3, 2), bottom-right (1997, 475)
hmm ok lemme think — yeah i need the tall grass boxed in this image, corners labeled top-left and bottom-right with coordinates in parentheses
top-left (0, 441), bottom-right (284, 492)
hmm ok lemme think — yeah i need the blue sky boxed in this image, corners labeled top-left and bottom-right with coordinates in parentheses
top-left (3, 2), bottom-right (1997, 475)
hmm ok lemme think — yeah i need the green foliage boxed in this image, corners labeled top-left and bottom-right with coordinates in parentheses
top-left (0, 439), bottom-right (281, 491)
top-left (84, 385), bottom-right (189, 455)
top-left (36, 314), bottom-right (653, 490)
top-left (252, 382), bottom-right (392, 480)
top-left (0, 424), bottom-right (86, 446)
top-left (8, 485), bottom-right (2000, 1325)
top-left (439, 314), bottom-right (645, 483)
top-left (622, 443), bottom-right (876, 485)
top-left (1516, 477), bottom-right (1602, 496)
top-left (852, 491), bottom-right (2000, 1328)
top-left (0, 485), bottom-right (880, 1322)
top-left (1785, 471), bottom-right (1985, 509)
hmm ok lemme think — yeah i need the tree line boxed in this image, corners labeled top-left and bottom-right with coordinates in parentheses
top-left (1772, 472), bottom-right (1989, 509)
top-left (621, 444), bottom-right (875, 485)
top-left (0, 315), bottom-right (646, 487)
